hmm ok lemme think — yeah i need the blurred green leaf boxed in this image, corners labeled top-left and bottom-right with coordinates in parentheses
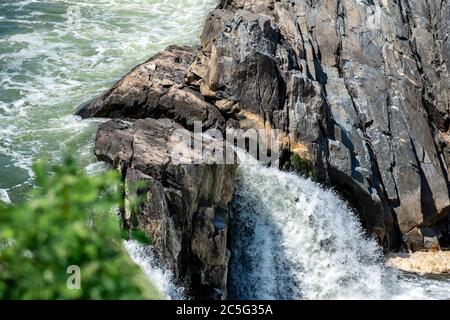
top-left (0, 156), bottom-right (161, 300)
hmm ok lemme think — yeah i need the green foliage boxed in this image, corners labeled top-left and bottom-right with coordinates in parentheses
top-left (122, 179), bottom-right (154, 246)
top-left (122, 229), bottom-right (153, 246)
top-left (288, 154), bottom-right (317, 181)
top-left (0, 157), bottom-right (161, 300)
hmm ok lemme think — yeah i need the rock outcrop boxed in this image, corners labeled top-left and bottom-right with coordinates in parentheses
top-left (79, 0), bottom-right (450, 288)
top-left (77, 46), bottom-right (225, 131)
top-left (187, 0), bottom-right (450, 250)
top-left (95, 118), bottom-right (236, 299)
top-left (387, 251), bottom-right (450, 274)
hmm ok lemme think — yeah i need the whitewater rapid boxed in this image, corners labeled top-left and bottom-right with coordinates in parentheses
top-left (125, 150), bottom-right (450, 300)
top-left (228, 151), bottom-right (450, 300)
top-left (0, 0), bottom-right (217, 202)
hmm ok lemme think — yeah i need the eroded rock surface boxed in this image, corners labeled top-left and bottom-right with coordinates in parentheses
top-left (78, 46), bottom-right (225, 131)
top-left (95, 118), bottom-right (236, 299)
top-left (187, 0), bottom-right (450, 250)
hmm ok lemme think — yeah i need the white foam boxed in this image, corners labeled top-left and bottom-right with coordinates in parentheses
top-left (0, 189), bottom-right (11, 204)
top-left (1, 0), bottom-right (218, 299)
top-left (0, 0), bottom-right (217, 192)
top-left (229, 150), bottom-right (450, 300)
top-left (124, 240), bottom-right (184, 300)
top-left (85, 161), bottom-right (110, 176)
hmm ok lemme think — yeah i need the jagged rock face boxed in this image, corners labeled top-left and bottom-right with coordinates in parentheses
top-left (80, 1), bottom-right (450, 256)
top-left (95, 118), bottom-right (236, 299)
top-left (77, 46), bottom-right (225, 131)
top-left (190, 0), bottom-right (450, 249)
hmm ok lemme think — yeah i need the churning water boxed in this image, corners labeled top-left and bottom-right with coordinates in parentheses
top-left (229, 151), bottom-right (450, 300)
top-left (0, 0), bottom-right (216, 299)
top-left (0, 0), bottom-right (217, 203)
top-left (1, 0), bottom-right (449, 300)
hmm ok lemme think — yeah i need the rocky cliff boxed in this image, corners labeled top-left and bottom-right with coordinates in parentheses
top-left (78, 0), bottom-right (450, 298)
top-left (95, 118), bottom-right (236, 299)
top-left (189, 0), bottom-right (450, 250)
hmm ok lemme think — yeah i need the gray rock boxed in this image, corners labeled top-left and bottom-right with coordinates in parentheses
top-left (190, 10), bottom-right (286, 121)
top-left (403, 227), bottom-right (425, 253)
top-left (77, 45), bottom-right (225, 131)
top-left (421, 227), bottom-right (441, 251)
top-left (193, 0), bottom-right (450, 248)
top-left (95, 118), bottom-right (237, 299)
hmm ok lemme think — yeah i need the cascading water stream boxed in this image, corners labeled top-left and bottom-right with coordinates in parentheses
top-left (229, 150), bottom-right (450, 300)
top-left (128, 149), bottom-right (450, 300)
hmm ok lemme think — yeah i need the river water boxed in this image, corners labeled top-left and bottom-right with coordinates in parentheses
top-left (1, 0), bottom-right (449, 300)
top-left (0, 0), bottom-right (216, 203)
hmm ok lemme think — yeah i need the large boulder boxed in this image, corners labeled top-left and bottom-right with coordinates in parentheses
top-left (95, 118), bottom-right (237, 299)
top-left (77, 45), bottom-right (225, 131)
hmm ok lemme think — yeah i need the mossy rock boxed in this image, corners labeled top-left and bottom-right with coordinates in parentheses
top-left (122, 229), bottom-right (153, 246)
top-left (289, 154), bottom-right (317, 181)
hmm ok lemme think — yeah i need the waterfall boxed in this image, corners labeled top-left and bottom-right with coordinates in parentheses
top-left (124, 240), bottom-right (185, 300)
top-left (229, 150), bottom-right (450, 300)
top-left (125, 150), bottom-right (450, 300)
